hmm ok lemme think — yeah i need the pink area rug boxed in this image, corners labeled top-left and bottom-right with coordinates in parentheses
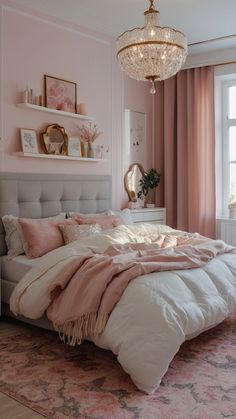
top-left (0, 314), bottom-right (236, 419)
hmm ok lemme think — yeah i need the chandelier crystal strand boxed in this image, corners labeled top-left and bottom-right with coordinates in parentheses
top-left (116, 0), bottom-right (187, 94)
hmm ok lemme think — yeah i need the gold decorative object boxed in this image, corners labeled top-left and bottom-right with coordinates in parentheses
top-left (116, 0), bottom-right (187, 94)
top-left (41, 124), bottom-right (68, 155)
top-left (124, 163), bottom-right (146, 202)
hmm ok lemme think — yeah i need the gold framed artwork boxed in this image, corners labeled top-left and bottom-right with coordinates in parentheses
top-left (20, 128), bottom-right (39, 154)
top-left (44, 75), bottom-right (77, 113)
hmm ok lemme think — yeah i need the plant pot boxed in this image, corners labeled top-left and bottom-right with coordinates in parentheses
top-left (146, 189), bottom-right (155, 207)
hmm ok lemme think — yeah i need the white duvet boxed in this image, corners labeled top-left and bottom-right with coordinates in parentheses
top-left (10, 223), bottom-right (236, 394)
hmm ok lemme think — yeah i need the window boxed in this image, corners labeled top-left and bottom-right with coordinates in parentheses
top-left (223, 82), bottom-right (236, 205)
top-left (215, 74), bottom-right (236, 217)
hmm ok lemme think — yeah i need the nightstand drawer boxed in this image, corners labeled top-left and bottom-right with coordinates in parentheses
top-left (142, 211), bottom-right (164, 222)
top-left (131, 208), bottom-right (166, 224)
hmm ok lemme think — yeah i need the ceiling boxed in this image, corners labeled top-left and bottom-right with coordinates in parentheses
top-left (10, 0), bottom-right (236, 54)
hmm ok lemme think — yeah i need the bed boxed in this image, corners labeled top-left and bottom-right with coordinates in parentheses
top-left (1, 172), bottom-right (236, 395)
top-left (0, 172), bottom-right (112, 329)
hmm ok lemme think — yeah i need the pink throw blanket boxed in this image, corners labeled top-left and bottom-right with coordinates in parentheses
top-left (47, 234), bottom-right (235, 345)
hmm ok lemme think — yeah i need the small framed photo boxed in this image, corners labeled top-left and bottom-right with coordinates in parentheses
top-left (68, 137), bottom-right (82, 157)
top-left (20, 128), bottom-right (39, 154)
top-left (44, 75), bottom-right (77, 113)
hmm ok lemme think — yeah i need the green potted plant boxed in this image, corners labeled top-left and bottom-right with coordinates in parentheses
top-left (138, 168), bottom-right (161, 207)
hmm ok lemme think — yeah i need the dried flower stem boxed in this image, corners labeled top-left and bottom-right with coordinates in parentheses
top-left (77, 122), bottom-right (102, 143)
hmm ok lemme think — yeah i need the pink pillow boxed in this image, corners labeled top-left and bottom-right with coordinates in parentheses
top-left (18, 218), bottom-right (77, 258)
top-left (74, 215), bottom-right (124, 230)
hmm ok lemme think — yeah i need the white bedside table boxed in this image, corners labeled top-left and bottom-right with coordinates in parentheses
top-left (130, 208), bottom-right (166, 225)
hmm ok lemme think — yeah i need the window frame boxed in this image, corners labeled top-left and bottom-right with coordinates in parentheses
top-left (222, 80), bottom-right (236, 214)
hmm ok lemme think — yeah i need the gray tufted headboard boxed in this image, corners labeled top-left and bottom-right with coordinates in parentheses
top-left (0, 172), bottom-right (112, 256)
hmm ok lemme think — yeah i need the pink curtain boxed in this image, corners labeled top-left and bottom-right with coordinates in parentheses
top-left (155, 66), bottom-right (216, 238)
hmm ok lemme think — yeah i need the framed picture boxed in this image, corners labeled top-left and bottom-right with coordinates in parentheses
top-left (44, 75), bottom-right (77, 113)
top-left (20, 128), bottom-right (39, 154)
top-left (124, 109), bottom-right (146, 167)
top-left (68, 137), bottom-right (82, 157)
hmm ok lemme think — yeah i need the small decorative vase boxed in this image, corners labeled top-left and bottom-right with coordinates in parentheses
top-left (127, 201), bottom-right (137, 209)
top-left (87, 141), bottom-right (94, 158)
top-left (81, 141), bottom-right (88, 158)
top-left (229, 208), bottom-right (236, 219)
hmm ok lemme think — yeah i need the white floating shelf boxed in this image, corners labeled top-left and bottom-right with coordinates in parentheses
top-left (15, 152), bottom-right (105, 162)
top-left (17, 103), bottom-right (96, 121)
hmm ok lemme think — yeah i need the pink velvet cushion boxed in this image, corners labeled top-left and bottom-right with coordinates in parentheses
top-left (18, 218), bottom-right (77, 258)
top-left (74, 215), bottom-right (124, 230)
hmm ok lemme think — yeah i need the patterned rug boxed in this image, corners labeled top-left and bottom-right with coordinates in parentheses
top-left (0, 314), bottom-right (236, 419)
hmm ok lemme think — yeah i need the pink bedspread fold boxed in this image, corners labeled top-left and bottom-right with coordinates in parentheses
top-left (46, 234), bottom-right (235, 345)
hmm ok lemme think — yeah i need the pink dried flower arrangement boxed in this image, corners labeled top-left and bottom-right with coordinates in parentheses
top-left (77, 122), bottom-right (102, 143)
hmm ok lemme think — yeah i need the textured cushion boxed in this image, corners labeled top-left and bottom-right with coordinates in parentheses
top-left (59, 223), bottom-right (102, 244)
top-left (2, 214), bottom-right (66, 258)
top-left (18, 218), bottom-right (76, 258)
top-left (74, 215), bottom-right (124, 229)
top-left (69, 211), bottom-right (108, 218)
top-left (108, 209), bottom-right (133, 225)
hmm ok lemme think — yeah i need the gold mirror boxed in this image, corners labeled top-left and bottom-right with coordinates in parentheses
top-left (124, 163), bottom-right (146, 202)
top-left (41, 124), bottom-right (68, 155)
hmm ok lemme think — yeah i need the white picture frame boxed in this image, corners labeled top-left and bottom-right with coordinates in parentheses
top-left (124, 110), bottom-right (146, 168)
top-left (126, 110), bottom-right (146, 152)
top-left (68, 136), bottom-right (82, 157)
top-left (20, 128), bottom-right (39, 154)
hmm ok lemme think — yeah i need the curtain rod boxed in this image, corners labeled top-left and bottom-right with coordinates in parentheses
top-left (214, 60), bottom-right (236, 67)
top-left (188, 33), bottom-right (236, 47)
top-left (186, 34), bottom-right (236, 68)
top-left (183, 60), bottom-right (236, 70)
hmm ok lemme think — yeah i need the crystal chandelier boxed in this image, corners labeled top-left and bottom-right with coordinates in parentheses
top-left (116, 0), bottom-right (187, 94)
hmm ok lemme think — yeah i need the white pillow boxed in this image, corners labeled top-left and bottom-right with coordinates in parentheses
top-left (108, 209), bottom-right (133, 225)
top-left (2, 213), bottom-right (66, 258)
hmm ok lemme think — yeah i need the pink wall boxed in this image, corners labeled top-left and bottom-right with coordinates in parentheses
top-left (121, 76), bottom-right (153, 207)
top-left (0, 0), bottom-right (153, 209)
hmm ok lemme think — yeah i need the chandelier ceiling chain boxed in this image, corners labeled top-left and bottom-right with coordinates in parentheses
top-left (116, 0), bottom-right (188, 94)
top-left (149, 0), bottom-right (155, 11)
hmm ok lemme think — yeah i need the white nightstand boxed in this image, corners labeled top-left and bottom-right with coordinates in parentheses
top-left (130, 208), bottom-right (166, 225)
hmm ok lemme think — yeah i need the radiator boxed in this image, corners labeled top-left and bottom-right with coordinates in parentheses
top-left (216, 218), bottom-right (236, 245)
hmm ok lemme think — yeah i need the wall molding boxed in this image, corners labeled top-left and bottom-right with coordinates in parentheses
top-left (3, 4), bottom-right (111, 46)
top-left (111, 41), bottom-right (124, 209)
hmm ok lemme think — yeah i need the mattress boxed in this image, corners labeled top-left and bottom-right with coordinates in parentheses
top-left (1, 254), bottom-right (54, 330)
top-left (1, 255), bottom-right (39, 283)
top-left (1, 255), bottom-right (39, 304)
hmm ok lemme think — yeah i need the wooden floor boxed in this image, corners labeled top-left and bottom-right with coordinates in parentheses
top-left (0, 392), bottom-right (45, 419)
top-left (0, 319), bottom-right (45, 419)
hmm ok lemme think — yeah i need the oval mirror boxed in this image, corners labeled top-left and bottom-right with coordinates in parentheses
top-left (41, 123), bottom-right (68, 155)
top-left (124, 163), bottom-right (146, 202)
